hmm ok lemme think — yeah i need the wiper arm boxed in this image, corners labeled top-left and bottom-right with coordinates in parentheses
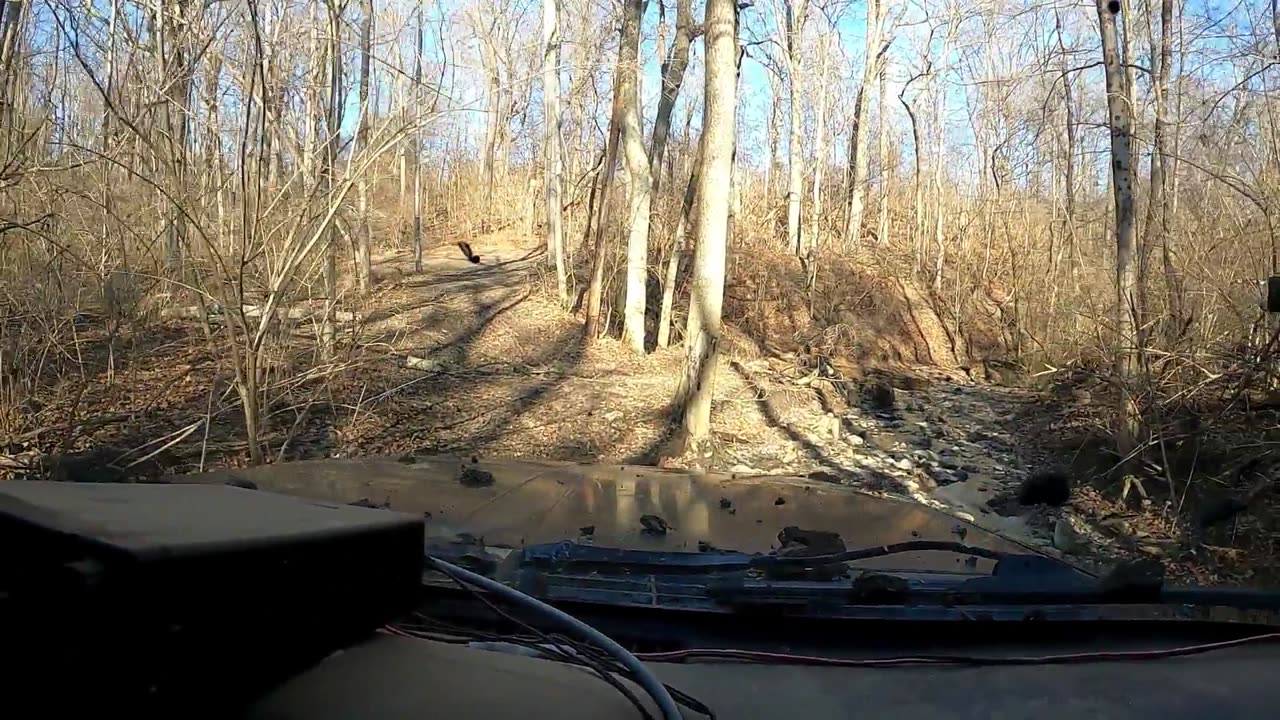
top-left (520, 539), bottom-right (1037, 573)
top-left (746, 540), bottom-right (1015, 568)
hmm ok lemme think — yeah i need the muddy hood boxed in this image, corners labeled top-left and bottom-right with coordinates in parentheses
top-left (180, 456), bottom-right (1047, 574)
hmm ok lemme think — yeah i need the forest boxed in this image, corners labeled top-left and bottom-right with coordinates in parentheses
top-left (1, 0), bottom-right (1279, 585)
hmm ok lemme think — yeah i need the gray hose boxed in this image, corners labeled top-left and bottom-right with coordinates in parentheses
top-left (426, 556), bottom-right (682, 720)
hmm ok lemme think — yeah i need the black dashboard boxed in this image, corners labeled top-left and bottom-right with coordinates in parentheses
top-left (246, 632), bottom-right (1280, 719)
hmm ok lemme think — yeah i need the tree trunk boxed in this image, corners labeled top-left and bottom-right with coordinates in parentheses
top-left (1096, 0), bottom-right (1140, 451)
top-left (785, 55), bottom-right (803, 256)
top-left (844, 0), bottom-right (883, 245)
top-left (619, 0), bottom-right (652, 353)
top-left (1145, 0), bottom-right (1183, 340)
top-left (657, 148), bottom-right (700, 349)
top-left (782, 0), bottom-right (807, 257)
top-left (1056, 7), bottom-right (1079, 270)
top-left (584, 52), bottom-right (626, 343)
top-left (765, 69), bottom-right (779, 198)
top-left (543, 0), bottom-right (567, 305)
top-left (930, 70), bottom-right (946, 292)
top-left (413, 4), bottom-right (424, 273)
top-left (354, 0), bottom-right (374, 293)
top-left (807, 29), bottom-right (831, 260)
top-left (320, 0), bottom-right (343, 357)
top-left (678, 0), bottom-right (736, 453)
top-left (649, 0), bottom-right (697, 189)
top-left (876, 58), bottom-right (889, 244)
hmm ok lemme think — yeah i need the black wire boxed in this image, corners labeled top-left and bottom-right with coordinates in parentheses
top-left (556, 632), bottom-right (717, 719)
top-left (429, 570), bottom-right (658, 720)
top-left (395, 612), bottom-right (716, 719)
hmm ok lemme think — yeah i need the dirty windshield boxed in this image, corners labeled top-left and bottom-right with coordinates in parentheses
top-left (1, 0), bottom-right (1277, 595)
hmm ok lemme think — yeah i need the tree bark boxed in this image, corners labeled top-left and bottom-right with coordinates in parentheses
top-left (875, 58), bottom-right (889, 244)
top-left (354, 0), bottom-right (374, 293)
top-left (543, 0), bottom-right (568, 304)
top-left (1145, 0), bottom-right (1183, 340)
top-left (807, 29), bottom-right (831, 264)
top-left (649, 0), bottom-right (697, 189)
top-left (782, 0), bottom-right (807, 257)
top-left (619, 0), bottom-right (652, 353)
top-left (1096, 0), bottom-right (1140, 451)
top-left (321, 0), bottom-right (343, 357)
top-left (1055, 7), bottom-right (1079, 270)
top-left (678, 0), bottom-right (736, 453)
top-left (413, 4), bottom-right (424, 273)
top-left (844, 0), bottom-right (884, 245)
top-left (584, 46), bottom-right (626, 344)
top-left (657, 147), bottom-right (699, 349)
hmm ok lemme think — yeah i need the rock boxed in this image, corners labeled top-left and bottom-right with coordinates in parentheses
top-left (774, 496), bottom-right (786, 506)
top-left (868, 433), bottom-right (898, 452)
top-left (939, 458), bottom-right (960, 470)
top-left (912, 435), bottom-right (934, 449)
top-left (1052, 518), bottom-right (1084, 553)
top-left (225, 479), bottom-right (258, 490)
top-left (603, 410), bottom-right (623, 422)
top-left (928, 467), bottom-right (961, 486)
top-left (579, 525), bottom-right (596, 537)
top-left (1019, 468), bottom-right (1072, 506)
top-left (1195, 495), bottom-right (1250, 528)
top-left (777, 526), bottom-right (847, 555)
top-left (1099, 558), bottom-right (1165, 593)
top-left (862, 381), bottom-right (896, 410)
top-left (894, 458), bottom-right (914, 471)
top-left (846, 434), bottom-right (866, 447)
top-left (719, 497), bottom-right (733, 510)
top-left (952, 469), bottom-right (970, 482)
top-left (640, 514), bottom-right (670, 535)
top-left (459, 465), bottom-right (495, 488)
top-left (807, 470), bottom-right (843, 484)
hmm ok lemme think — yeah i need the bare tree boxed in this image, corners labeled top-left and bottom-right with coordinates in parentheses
top-left (767, 0), bottom-right (807, 257)
top-left (844, 0), bottom-right (887, 245)
top-left (354, 0), bottom-right (374, 293)
top-left (543, 0), bottom-right (568, 304)
top-left (678, 0), bottom-right (736, 453)
top-left (1095, 0), bottom-right (1140, 452)
top-left (619, 0), bottom-right (652, 353)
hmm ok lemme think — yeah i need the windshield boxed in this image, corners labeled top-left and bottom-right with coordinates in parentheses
top-left (0, 0), bottom-right (1275, 605)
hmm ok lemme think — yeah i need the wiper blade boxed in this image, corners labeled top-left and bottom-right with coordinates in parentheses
top-left (520, 539), bottom-right (1042, 573)
top-left (746, 540), bottom-right (1017, 568)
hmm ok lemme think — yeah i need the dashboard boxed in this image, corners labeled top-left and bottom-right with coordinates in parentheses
top-left (245, 632), bottom-right (1280, 719)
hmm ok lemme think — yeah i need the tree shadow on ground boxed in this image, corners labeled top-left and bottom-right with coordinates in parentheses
top-left (410, 324), bottom-right (588, 457)
top-left (729, 360), bottom-right (909, 494)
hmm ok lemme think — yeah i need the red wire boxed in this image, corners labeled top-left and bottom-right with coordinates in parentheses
top-left (632, 632), bottom-right (1280, 667)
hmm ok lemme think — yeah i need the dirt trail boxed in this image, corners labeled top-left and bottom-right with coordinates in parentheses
top-left (352, 237), bottom-right (1117, 564)
top-left (6, 232), bottom-right (1130, 571)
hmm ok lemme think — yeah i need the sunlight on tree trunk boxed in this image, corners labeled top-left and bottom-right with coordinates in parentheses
top-left (354, 0), bottom-right (374, 294)
top-left (1096, 0), bottom-right (1141, 457)
top-left (543, 0), bottom-right (567, 305)
top-left (678, 0), bottom-right (736, 453)
top-left (619, 0), bottom-right (652, 354)
top-left (844, 0), bottom-right (885, 246)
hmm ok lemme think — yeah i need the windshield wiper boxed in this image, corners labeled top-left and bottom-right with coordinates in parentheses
top-left (519, 539), bottom-right (1039, 574)
top-left (517, 543), bottom-right (1280, 614)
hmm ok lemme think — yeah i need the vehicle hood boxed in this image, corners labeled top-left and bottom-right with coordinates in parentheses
top-left (181, 456), bottom-right (1046, 574)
